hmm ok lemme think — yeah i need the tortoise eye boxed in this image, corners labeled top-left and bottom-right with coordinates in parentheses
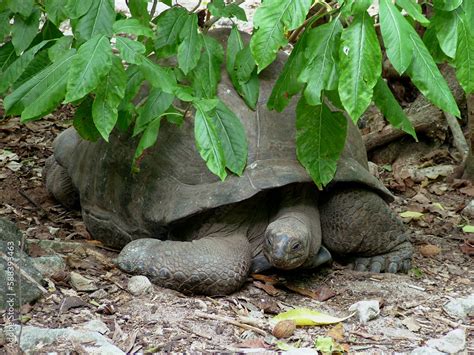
top-left (292, 243), bottom-right (301, 251)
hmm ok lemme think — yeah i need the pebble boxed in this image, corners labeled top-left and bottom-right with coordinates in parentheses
top-left (443, 294), bottom-right (474, 320)
top-left (31, 255), bottom-right (66, 278)
top-left (349, 300), bottom-right (380, 324)
top-left (70, 271), bottom-right (98, 292)
top-left (80, 319), bottom-right (110, 335)
top-left (127, 275), bottom-right (152, 296)
top-left (426, 328), bottom-right (466, 354)
top-left (461, 200), bottom-right (474, 219)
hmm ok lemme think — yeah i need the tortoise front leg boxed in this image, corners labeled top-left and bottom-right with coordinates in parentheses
top-left (320, 187), bottom-right (413, 273)
top-left (116, 233), bottom-right (252, 295)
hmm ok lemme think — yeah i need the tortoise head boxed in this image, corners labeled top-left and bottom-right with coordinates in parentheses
top-left (263, 215), bottom-right (311, 270)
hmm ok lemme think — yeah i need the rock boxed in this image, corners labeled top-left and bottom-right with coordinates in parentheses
top-left (461, 200), bottom-right (474, 219)
top-left (127, 275), bottom-right (152, 296)
top-left (443, 294), bottom-right (474, 320)
top-left (70, 271), bottom-right (98, 292)
top-left (0, 218), bottom-right (46, 308)
top-left (89, 289), bottom-right (108, 300)
top-left (7, 325), bottom-right (124, 354)
top-left (80, 319), bottom-right (110, 335)
top-left (411, 346), bottom-right (444, 355)
top-left (349, 300), bottom-right (380, 324)
top-left (31, 255), bottom-right (66, 278)
top-left (426, 328), bottom-right (466, 354)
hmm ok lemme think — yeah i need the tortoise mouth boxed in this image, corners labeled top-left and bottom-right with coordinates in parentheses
top-left (268, 254), bottom-right (306, 270)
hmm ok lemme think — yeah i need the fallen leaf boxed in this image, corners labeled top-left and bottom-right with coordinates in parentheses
top-left (59, 296), bottom-right (88, 313)
top-left (275, 341), bottom-right (297, 351)
top-left (253, 281), bottom-right (280, 296)
top-left (419, 244), bottom-right (441, 257)
top-left (462, 225), bottom-right (474, 233)
top-left (234, 338), bottom-right (268, 349)
top-left (459, 186), bottom-right (474, 197)
top-left (314, 336), bottom-right (345, 355)
top-left (285, 284), bottom-right (336, 302)
top-left (401, 317), bottom-right (421, 332)
top-left (250, 297), bottom-right (280, 314)
top-left (327, 323), bottom-right (345, 342)
top-left (400, 211), bottom-right (424, 220)
top-left (460, 240), bottom-right (474, 255)
top-left (271, 308), bottom-right (353, 326)
top-left (251, 274), bottom-right (279, 284)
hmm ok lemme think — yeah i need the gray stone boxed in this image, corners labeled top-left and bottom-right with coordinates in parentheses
top-left (7, 325), bottom-right (124, 354)
top-left (443, 294), bottom-right (474, 320)
top-left (461, 200), bottom-right (474, 219)
top-left (349, 300), bottom-right (380, 324)
top-left (31, 255), bottom-right (66, 278)
top-left (70, 271), bottom-right (98, 292)
top-left (80, 319), bottom-right (110, 335)
top-left (0, 218), bottom-right (45, 309)
top-left (426, 328), bottom-right (466, 354)
top-left (411, 346), bottom-right (444, 355)
top-left (89, 288), bottom-right (108, 300)
top-left (127, 275), bottom-right (152, 296)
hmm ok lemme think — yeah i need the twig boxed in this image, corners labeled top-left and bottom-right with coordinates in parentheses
top-left (445, 112), bottom-right (469, 160)
top-left (178, 324), bottom-right (213, 340)
top-left (150, 0), bottom-right (159, 18)
top-left (190, 0), bottom-right (203, 13)
top-left (195, 311), bottom-right (268, 336)
top-left (18, 189), bottom-right (48, 218)
top-left (405, 283), bottom-right (426, 291)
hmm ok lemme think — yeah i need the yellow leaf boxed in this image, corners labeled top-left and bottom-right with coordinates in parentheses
top-left (271, 308), bottom-right (353, 326)
top-left (400, 211), bottom-right (424, 219)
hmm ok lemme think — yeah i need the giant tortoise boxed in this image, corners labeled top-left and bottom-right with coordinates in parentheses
top-left (44, 29), bottom-right (413, 295)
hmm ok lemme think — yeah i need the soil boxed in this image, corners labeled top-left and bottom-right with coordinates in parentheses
top-left (0, 97), bottom-right (473, 353)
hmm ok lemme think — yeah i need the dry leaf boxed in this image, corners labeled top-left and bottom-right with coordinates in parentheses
top-left (235, 338), bottom-right (268, 349)
top-left (419, 244), bottom-right (441, 257)
top-left (59, 296), bottom-right (88, 313)
top-left (251, 274), bottom-right (280, 284)
top-left (401, 317), bottom-right (421, 332)
top-left (253, 281), bottom-right (280, 296)
top-left (459, 186), bottom-right (474, 197)
top-left (285, 284), bottom-right (336, 302)
top-left (460, 240), bottom-right (474, 255)
top-left (327, 323), bottom-right (345, 342)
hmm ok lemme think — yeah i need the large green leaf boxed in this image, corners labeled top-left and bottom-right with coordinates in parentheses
top-left (0, 11), bottom-right (10, 43)
top-left (191, 35), bottom-right (223, 98)
top-left (44, 0), bottom-right (68, 26)
top-left (296, 97), bottom-right (347, 189)
top-left (423, 26), bottom-right (449, 63)
top-left (128, 0), bottom-right (150, 24)
top-left (396, 0), bottom-right (429, 26)
top-left (0, 40), bottom-right (50, 94)
top-left (406, 32), bottom-right (460, 117)
top-left (226, 26), bottom-right (259, 110)
top-left (12, 9), bottom-right (40, 55)
top-left (9, 0), bottom-right (34, 17)
top-left (299, 20), bottom-right (342, 106)
top-left (194, 100), bottom-right (227, 180)
top-left (154, 7), bottom-right (188, 50)
top-left (432, 10), bottom-right (458, 58)
top-left (338, 12), bottom-right (381, 121)
top-left (134, 88), bottom-right (174, 136)
top-left (92, 57), bottom-right (127, 141)
top-left (455, 10), bottom-right (474, 93)
top-left (73, 97), bottom-right (101, 141)
top-left (433, 0), bottom-right (462, 12)
top-left (113, 19), bottom-right (153, 37)
top-left (4, 49), bottom-right (75, 116)
top-left (14, 50), bottom-right (51, 88)
top-left (133, 117), bottom-right (161, 167)
top-left (0, 42), bottom-right (18, 73)
top-left (373, 78), bottom-right (417, 139)
top-left (64, 0), bottom-right (93, 19)
top-left (116, 36), bottom-right (145, 64)
top-left (65, 35), bottom-right (113, 103)
top-left (48, 36), bottom-right (73, 62)
top-left (251, 0), bottom-right (312, 71)
top-left (137, 56), bottom-right (177, 94)
top-left (235, 46), bottom-right (256, 84)
top-left (210, 101), bottom-right (248, 175)
top-left (121, 65), bottom-right (144, 107)
top-left (177, 14), bottom-right (202, 75)
top-left (73, 0), bottom-right (114, 43)
top-left (379, 0), bottom-right (414, 74)
top-left (208, 0), bottom-right (247, 21)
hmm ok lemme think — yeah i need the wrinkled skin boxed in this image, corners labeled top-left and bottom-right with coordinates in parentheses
top-left (44, 29), bottom-right (413, 295)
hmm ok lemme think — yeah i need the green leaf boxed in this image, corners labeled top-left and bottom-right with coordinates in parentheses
top-left (235, 46), bottom-right (256, 84)
top-left (352, 0), bottom-right (372, 14)
top-left (177, 14), bottom-right (202, 75)
top-left (12, 9), bottom-right (40, 55)
top-left (4, 49), bottom-right (75, 116)
top-left (191, 35), bottom-right (224, 98)
top-left (73, 97), bottom-right (101, 141)
top-left (194, 100), bottom-right (227, 180)
top-left (338, 12), bottom-right (382, 121)
top-left (432, 10), bottom-right (458, 58)
top-left (0, 42), bottom-right (18, 73)
top-left (14, 50), bottom-right (51, 88)
top-left (396, 0), bottom-right (429, 26)
top-left (45, 0), bottom-right (68, 26)
top-left (0, 11), bottom-right (10, 43)
top-left (315, 337), bottom-right (345, 354)
top-left (128, 0), bottom-right (150, 24)
top-left (210, 101), bottom-right (248, 175)
top-left (208, 0), bottom-right (247, 21)
top-left (299, 19), bottom-right (342, 105)
top-left (373, 78), bottom-right (417, 139)
top-left (113, 19), bottom-right (153, 37)
top-left (455, 10), bottom-right (474, 93)
top-left (9, 0), bottom-right (34, 17)
top-left (462, 225), bottom-right (474, 233)
top-left (271, 307), bottom-right (353, 326)
top-left (48, 36), bottom-right (73, 62)
top-left (400, 211), bottom-right (423, 219)
top-left (0, 40), bottom-right (50, 94)
top-left (406, 33), bottom-right (460, 117)
top-left (116, 36), bottom-right (146, 64)
top-left (134, 88), bottom-right (174, 136)
top-left (463, 1), bottom-right (473, 29)
top-left (433, 0), bottom-right (462, 12)
top-left (66, 35), bottom-right (113, 103)
top-left (226, 26), bottom-right (259, 110)
top-left (154, 7), bottom-right (188, 50)
top-left (423, 26), bottom-right (450, 63)
top-left (137, 56), bottom-right (177, 94)
top-left (73, 0), bottom-right (114, 43)
top-left (164, 107), bottom-right (184, 126)
top-left (92, 56), bottom-right (127, 141)
top-left (251, 0), bottom-right (312, 71)
top-left (379, 0), bottom-right (414, 74)
top-left (133, 117), bottom-right (161, 167)
top-left (120, 64), bottom-right (144, 109)
top-left (296, 97), bottom-right (347, 189)
top-left (64, 0), bottom-right (93, 19)
top-left (267, 26), bottom-right (308, 112)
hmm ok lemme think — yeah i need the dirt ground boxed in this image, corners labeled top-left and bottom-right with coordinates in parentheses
top-left (0, 96), bottom-right (473, 353)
